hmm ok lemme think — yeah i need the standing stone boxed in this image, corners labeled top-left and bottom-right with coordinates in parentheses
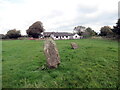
top-left (71, 42), bottom-right (79, 49)
top-left (44, 39), bottom-right (60, 68)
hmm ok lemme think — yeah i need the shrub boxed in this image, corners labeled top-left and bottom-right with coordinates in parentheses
top-left (6, 29), bottom-right (21, 39)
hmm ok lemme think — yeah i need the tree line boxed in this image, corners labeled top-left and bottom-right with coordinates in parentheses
top-left (0, 19), bottom-right (120, 40)
top-left (74, 19), bottom-right (120, 39)
top-left (0, 21), bottom-right (44, 39)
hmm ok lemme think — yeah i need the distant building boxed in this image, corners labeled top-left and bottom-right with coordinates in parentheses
top-left (39, 32), bottom-right (83, 40)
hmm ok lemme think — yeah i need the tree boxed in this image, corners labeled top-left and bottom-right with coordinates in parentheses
top-left (6, 29), bottom-right (21, 39)
top-left (99, 26), bottom-right (113, 36)
top-left (73, 26), bottom-right (86, 35)
top-left (81, 27), bottom-right (97, 38)
top-left (85, 27), bottom-right (97, 36)
top-left (0, 34), bottom-right (5, 39)
top-left (26, 21), bottom-right (45, 38)
top-left (112, 19), bottom-right (120, 36)
top-left (73, 26), bottom-right (97, 38)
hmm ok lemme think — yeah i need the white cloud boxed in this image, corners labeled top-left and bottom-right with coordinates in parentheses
top-left (0, 0), bottom-right (119, 35)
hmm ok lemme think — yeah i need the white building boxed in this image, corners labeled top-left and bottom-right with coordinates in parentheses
top-left (40, 32), bottom-right (83, 40)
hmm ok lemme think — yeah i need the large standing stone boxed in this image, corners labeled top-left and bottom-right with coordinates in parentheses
top-left (71, 42), bottom-right (79, 49)
top-left (44, 39), bottom-right (60, 68)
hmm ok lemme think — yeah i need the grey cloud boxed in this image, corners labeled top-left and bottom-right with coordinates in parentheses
top-left (118, 1), bottom-right (120, 18)
top-left (3, 0), bottom-right (25, 4)
top-left (77, 5), bottom-right (98, 14)
top-left (52, 10), bottom-right (117, 32)
top-left (73, 10), bottom-right (117, 26)
top-left (46, 10), bottom-right (64, 19)
top-left (89, 11), bottom-right (117, 26)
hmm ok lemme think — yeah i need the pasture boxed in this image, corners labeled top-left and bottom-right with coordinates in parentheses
top-left (2, 39), bottom-right (118, 88)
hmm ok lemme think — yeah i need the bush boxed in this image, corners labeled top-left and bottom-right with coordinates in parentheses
top-left (99, 26), bottom-right (113, 36)
top-left (6, 29), bottom-right (21, 39)
top-left (0, 34), bottom-right (9, 39)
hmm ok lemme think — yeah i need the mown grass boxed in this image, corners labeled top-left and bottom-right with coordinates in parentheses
top-left (2, 39), bottom-right (118, 88)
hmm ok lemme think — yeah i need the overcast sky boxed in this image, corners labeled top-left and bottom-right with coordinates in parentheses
top-left (0, 0), bottom-right (119, 35)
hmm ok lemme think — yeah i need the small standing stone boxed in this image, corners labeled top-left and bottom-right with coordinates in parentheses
top-left (44, 38), bottom-right (60, 68)
top-left (71, 42), bottom-right (79, 49)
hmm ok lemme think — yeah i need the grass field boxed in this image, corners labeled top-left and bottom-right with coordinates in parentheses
top-left (2, 39), bottom-right (118, 88)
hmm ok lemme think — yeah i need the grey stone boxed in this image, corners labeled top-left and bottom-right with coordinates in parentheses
top-left (71, 42), bottom-right (79, 49)
top-left (44, 38), bottom-right (60, 68)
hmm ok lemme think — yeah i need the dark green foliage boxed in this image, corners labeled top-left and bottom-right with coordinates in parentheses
top-left (82, 27), bottom-right (97, 38)
top-left (99, 26), bottom-right (113, 36)
top-left (73, 26), bottom-right (97, 37)
top-left (6, 29), bottom-right (21, 39)
top-left (86, 27), bottom-right (97, 36)
top-left (26, 21), bottom-right (45, 38)
top-left (0, 34), bottom-right (9, 39)
top-left (73, 26), bottom-right (86, 35)
top-left (0, 34), bottom-right (6, 39)
top-left (112, 19), bottom-right (120, 39)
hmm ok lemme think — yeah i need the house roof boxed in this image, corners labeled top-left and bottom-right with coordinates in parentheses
top-left (43, 32), bottom-right (76, 37)
top-left (43, 32), bottom-right (54, 36)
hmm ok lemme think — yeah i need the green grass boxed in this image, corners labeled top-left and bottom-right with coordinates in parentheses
top-left (2, 39), bottom-right (118, 88)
